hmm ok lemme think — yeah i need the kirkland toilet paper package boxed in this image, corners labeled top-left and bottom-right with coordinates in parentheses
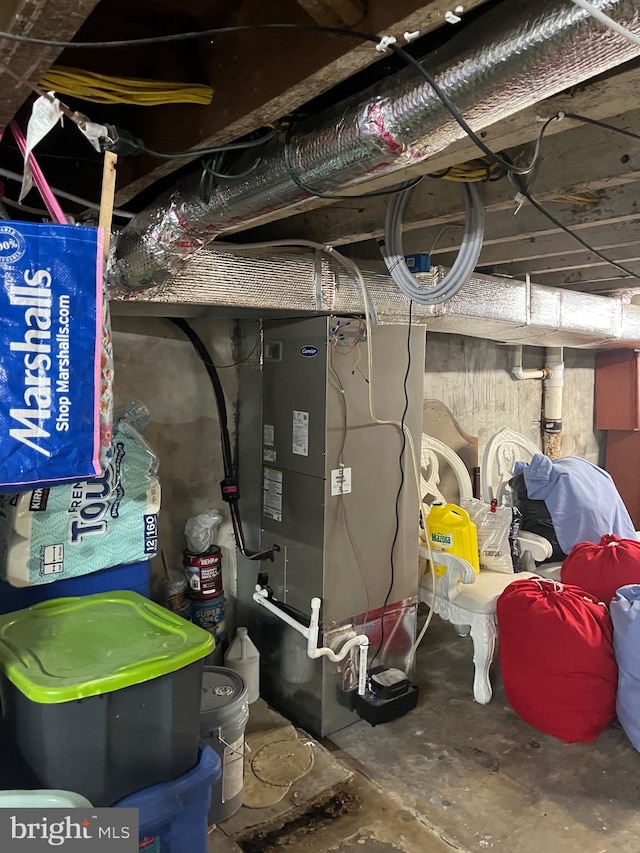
top-left (0, 419), bottom-right (160, 587)
top-left (0, 220), bottom-right (104, 490)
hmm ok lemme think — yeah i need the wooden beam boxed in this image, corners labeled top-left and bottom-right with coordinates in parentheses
top-left (426, 181), bottom-right (640, 242)
top-left (563, 278), bottom-right (640, 293)
top-left (295, 0), bottom-right (365, 27)
top-left (434, 221), bottom-right (640, 269)
top-left (532, 259), bottom-right (640, 288)
top-left (246, 63), bottom-right (640, 241)
top-left (114, 0), bottom-right (488, 204)
top-left (348, 181), bottom-right (640, 292)
top-left (249, 108), bottom-right (640, 246)
top-left (0, 0), bottom-right (101, 131)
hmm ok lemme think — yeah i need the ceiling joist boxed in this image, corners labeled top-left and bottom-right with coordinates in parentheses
top-left (0, 0), bottom-right (101, 131)
top-left (114, 0), bottom-right (486, 205)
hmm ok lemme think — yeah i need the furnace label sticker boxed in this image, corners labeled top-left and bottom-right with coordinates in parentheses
top-left (331, 467), bottom-right (352, 496)
top-left (263, 467), bottom-right (283, 522)
top-left (263, 424), bottom-right (275, 447)
top-left (292, 410), bottom-right (309, 457)
top-left (263, 448), bottom-right (276, 463)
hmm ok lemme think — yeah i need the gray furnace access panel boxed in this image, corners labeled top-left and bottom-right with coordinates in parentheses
top-left (249, 315), bottom-right (424, 736)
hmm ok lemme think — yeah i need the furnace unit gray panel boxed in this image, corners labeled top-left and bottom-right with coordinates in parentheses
top-left (241, 315), bottom-right (424, 736)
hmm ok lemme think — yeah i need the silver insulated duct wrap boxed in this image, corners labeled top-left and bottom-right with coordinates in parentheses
top-left (111, 247), bottom-right (640, 349)
top-left (112, 0), bottom-right (640, 291)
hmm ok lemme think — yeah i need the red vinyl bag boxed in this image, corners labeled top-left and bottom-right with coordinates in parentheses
top-left (561, 534), bottom-right (640, 604)
top-left (497, 578), bottom-right (617, 743)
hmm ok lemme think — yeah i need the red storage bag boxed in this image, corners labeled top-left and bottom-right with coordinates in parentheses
top-left (497, 578), bottom-right (617, 743)
top-left (561, 534), bottom-right (640, 604)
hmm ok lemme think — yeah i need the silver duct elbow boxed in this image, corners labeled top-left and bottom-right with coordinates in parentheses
top-left (111, 0), bottom-right (640, 293)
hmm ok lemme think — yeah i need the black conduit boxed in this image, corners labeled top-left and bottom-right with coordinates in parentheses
top-left (170, 318), bottom-right (277, 561)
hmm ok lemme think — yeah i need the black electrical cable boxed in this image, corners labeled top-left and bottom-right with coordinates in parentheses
top-left (137, 127), bottom-right (279, 160)
top-left (170, 318), bottom-right (277, 561)
top-left (282, 116), bottom-right (424, 200)
top-left (369, 301), bottom-right (413, 670)
top-left (8, 19), bottom-right (629, 274)
top-left (0, 22), bottom-right (364, 48)
top-left (4, 20), bottom-right (557, 181)
top-left (514, 185), bottom-right (640, 282)
top-left (508, 158), bottom-right (640, 283)
top-left (563, 113), bottom-right (640, 143)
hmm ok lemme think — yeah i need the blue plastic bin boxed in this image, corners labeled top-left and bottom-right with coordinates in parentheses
top-left (115, 744), bottom-right (221, 853)
top-left (0, 561), bottom-right (151, 615)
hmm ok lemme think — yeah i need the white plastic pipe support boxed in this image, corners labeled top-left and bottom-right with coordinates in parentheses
top-left (253, 589), bottom-right (370, 689)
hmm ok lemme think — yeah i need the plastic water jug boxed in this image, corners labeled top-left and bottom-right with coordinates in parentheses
top-left (224, 627), bottom-right (260, 703)
top-left (427, 502), bottom-right (480, 574)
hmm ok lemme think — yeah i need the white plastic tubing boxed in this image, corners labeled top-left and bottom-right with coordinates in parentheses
top-left (252, 587), bottom-right (370, 696)
top-left (380, 182), bottom-right (485, 304)
top-left (569, 0), bottom-right (640, 46)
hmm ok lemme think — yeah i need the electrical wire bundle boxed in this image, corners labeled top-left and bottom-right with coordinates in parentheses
top-left (429, 157), bottom-right (504, 183)
top-left (40, 66), bottom-right (213, 106)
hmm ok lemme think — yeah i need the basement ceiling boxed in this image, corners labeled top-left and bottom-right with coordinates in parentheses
top-left (1, 0), bottom-right (640, 297)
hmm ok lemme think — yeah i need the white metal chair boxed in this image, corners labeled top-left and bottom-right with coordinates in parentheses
top-left (419, 550), bottom-right (540, 704)
top-left (481, 428), bottom-right (561, 577)
top-left (419, 430), bottom-right (541, 704)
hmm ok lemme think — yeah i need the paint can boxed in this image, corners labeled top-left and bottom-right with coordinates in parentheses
top-left (191, 594), bottom-right (226, 639)
top-left (184, 546), bottom-right (223, 598)
top-left (200, 666), bottom-right (249, 824)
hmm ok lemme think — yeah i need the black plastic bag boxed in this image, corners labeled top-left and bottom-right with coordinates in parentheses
top-left (509, 472), bottom-right (567, 563)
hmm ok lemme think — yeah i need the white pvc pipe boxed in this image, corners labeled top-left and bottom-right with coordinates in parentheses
top-left (252, 587), bottom-right (308, 637)
top-left (252, 588), bottom-right (370, 695)
top-left (543, 347), bottom-right (564, 422)
top-left (569, 0), bottom-right (640, 47)
top-left (511, 345), bottom-right (549, 381)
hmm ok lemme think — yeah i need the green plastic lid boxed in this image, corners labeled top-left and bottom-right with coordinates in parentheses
top-left (0, 591), bottom-right (214, 704)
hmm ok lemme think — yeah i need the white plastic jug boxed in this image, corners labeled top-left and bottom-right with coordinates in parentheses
top-left (225, 627), bottom-right (260, 703)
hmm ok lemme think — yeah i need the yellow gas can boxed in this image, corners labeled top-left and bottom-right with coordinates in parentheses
top-left (427, 502), bottom-right (480, 574)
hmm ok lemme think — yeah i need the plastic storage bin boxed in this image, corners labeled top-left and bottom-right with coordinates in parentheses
top-left (0, 591), bottom-right (214, 806)
top-left (0, 560), bottom-right (151, 615)
top-left (116, 743), bottom-right (221, 853)
top-left (0, 790), bottom-right (92, 808)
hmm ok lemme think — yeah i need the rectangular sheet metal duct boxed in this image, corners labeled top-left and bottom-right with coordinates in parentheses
top-left (110, 248), bottom-right (640, 348)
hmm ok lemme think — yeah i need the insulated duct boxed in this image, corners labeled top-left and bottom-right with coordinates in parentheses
top-left (111, 0), bottom-right (640, 292)
top-left (110, 247), bottom-right (640, 349)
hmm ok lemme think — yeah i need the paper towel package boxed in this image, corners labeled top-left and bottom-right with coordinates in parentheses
top-left (0, 424), bottom-right (160, 587)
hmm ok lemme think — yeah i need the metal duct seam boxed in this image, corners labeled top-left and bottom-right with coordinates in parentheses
top-left (111, 0), bottom-right (640, 292)
top-left (109, 247), bottom-right (640, 348)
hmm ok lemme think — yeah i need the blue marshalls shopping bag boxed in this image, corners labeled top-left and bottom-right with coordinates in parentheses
top-left (0, 220), bottom-right (103, 489)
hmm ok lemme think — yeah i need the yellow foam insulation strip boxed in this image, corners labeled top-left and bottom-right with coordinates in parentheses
top-left (40, 66), bottom-right (213, 106)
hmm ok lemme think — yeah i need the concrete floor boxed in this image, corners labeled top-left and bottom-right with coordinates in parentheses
top-left (331, 614), bottom-right (640, 853)
top-left (213, 613), bottom-right (640, 852)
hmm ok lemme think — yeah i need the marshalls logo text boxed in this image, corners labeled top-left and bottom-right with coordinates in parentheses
top-left (7, 267), bottom-right (73, 457)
